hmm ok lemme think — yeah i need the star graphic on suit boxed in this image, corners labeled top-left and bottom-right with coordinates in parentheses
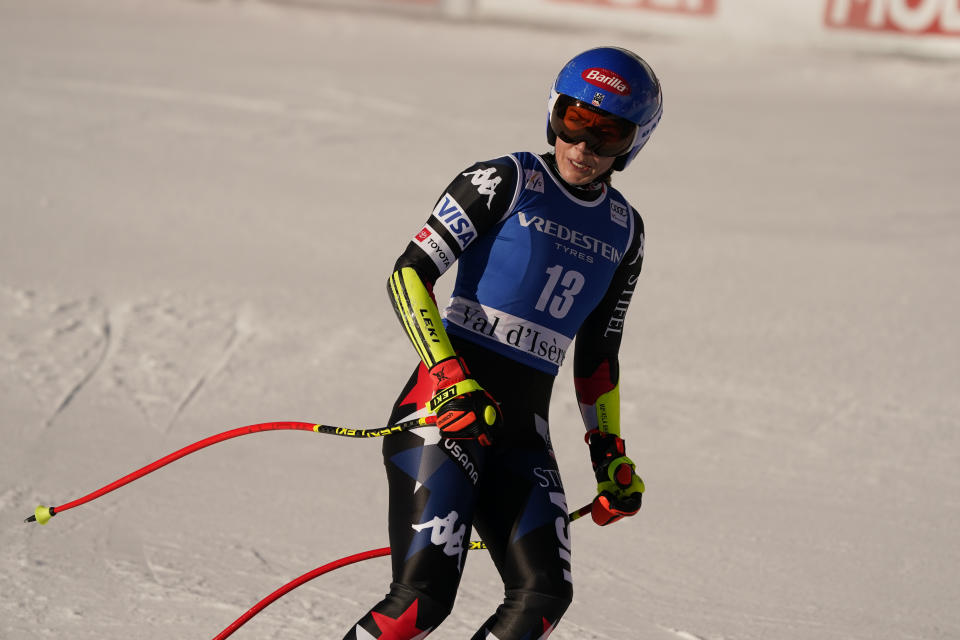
top-left (353, 599), bottom-right (431, 639)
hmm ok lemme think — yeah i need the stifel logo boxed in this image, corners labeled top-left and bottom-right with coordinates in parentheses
top-left (825, 0), bottom-right (960, 35)
top-left (551, 0), bottom-right (716, 16)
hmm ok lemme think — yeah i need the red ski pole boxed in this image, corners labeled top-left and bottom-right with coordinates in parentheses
top-left (25, 417), bottom-right (433, 525)
top-left (212, 546), bottom-right (392, 640)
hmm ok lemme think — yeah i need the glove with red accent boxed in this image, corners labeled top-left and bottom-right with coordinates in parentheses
top-left (428, 356), bottom-right (502, 446)
top-left (586, 430), bottom-right (645, 525)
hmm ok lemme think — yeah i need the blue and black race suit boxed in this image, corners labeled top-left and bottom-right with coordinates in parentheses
top-left (344, 152), bottom-right (644, 640)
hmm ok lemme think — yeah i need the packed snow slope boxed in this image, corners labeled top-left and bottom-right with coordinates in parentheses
top-left (1, 1), bottom-right (959, 638)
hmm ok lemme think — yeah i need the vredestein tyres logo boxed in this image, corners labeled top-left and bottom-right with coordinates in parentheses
top-left (582, 68), bottom-right (631, 95)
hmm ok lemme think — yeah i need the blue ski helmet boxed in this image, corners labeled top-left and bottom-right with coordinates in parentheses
top-left (547, 47), bottom-right (662, 171)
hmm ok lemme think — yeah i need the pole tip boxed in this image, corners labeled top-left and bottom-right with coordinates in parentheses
top-left (26, 505), bottom-right (54, 525)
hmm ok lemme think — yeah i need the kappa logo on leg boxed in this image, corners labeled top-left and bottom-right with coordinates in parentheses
top-left (412, 509), bottom-right (467, 570)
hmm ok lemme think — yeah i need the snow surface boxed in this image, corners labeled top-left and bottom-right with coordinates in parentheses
top-left (2, 1), bottom-right (959, 638)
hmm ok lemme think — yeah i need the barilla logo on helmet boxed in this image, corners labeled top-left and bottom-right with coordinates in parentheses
top-left (582, 68), bottom-right (630, 96)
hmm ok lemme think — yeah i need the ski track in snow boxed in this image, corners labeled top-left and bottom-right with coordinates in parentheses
top-left (0, 286), bottom-right (111, 431)
top-left (107, 294), bottom-right (252, 433)
top-left (1, 285), bottom-right (252, 434)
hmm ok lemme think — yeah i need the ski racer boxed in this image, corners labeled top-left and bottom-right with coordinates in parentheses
top-left (344, 46), bottom-right (663, 640)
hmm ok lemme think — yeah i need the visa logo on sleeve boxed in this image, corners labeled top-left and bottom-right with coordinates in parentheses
top-left (432, 194), bottom-right (477, 249)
